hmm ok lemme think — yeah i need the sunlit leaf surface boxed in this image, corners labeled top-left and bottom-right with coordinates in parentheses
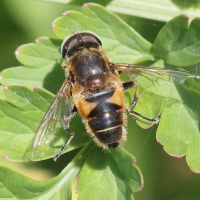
top-left (153, 15), bottom-right (200, 66)
top-left (0, 3), bottom-right (200, 173)
top-left (39, 0), bottom-right (200, 22)
top-left (78, 147), bottom-right (143, 200)
top-left (0, 85), bottom-right (89, 161)
top-left (0, 144), bottom-right (95, 199)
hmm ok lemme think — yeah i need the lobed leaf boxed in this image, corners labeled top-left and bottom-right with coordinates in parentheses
top-left (78, 147), bottom-right (143, 200)
top-left (153, 15), bottom-right (200, 66)
top-left (0, 3), bottom-right (199, 172)
top-left (38, 0), bottom-right (200, 22)
top-left (0, 86), bottom-right (4, 98)
top-left (53, 3), bottom-right (152, 63)
top-left (0, 37), bottom-right (64, 94)
top-left (2, 3), bottom-right (200, 199)
top-left (156, 77), bottom-right (200, 172)
top-left (0, 3), bottom-right (152, 162)
top-left (0, 4), bottom-right (152, 93)
top-left (0, 85), bottom-right (89, 161)
top-left (125, 60), bottom-right (200, 172)
top-left (0, 143), bottom-right (143, 199)
top-left (15, 37), bottom-right (62, 68)
top-left (0, 143), bottom-right (95, 199)
top-left (0, 64), bottom-right (64, 94)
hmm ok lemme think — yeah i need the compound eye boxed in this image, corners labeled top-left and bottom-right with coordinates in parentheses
top-left (61, 37), bottom-right (77, 58)
top-left (61, 32), bottom-right (102, 58)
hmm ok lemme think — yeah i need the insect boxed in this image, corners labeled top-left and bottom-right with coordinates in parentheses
top-left (31, 31), bottom-right (199, 161)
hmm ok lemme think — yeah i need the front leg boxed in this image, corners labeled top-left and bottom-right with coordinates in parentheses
top-left (123, 81), bottom-right (159, 127)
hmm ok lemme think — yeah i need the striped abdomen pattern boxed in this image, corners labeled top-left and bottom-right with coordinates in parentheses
top-left (79, 88), bottom-right (125, 146)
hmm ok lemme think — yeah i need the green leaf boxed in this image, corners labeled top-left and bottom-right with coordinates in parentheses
top-left (156, 76), bottom-right (200, 172)
top-left (0, 3), bottom-right (152, 162)
top-left (125, 59), bottom-right (200, 172)
top-left (15, 37), bottom-right (62, 68)
top-left (39, 0), bottom-right (71, 3)
top-left (0, 143), bottom-right (95, 199)
top-left (53, 3), bottom-right (152, 63)
top-left (0, 3), bottom-right (200, 172)
top-left (0, 64), bottom-right (65, 94)
top-left (153, 15), bottom-right (200, 66)
top-left (0, 86), bottom-right (4, 98)
top-left (0, 37), bottom-right (64, 94)
top-left (0, 4), bottom-right (152, 93)
top-left (38, 0), bottom-right (200, 22)
top-left (0, 85), bottom-right (90, 161)
top-left (78, 147), bottom-right (143, 200)
top-left (106, 0), bottom-right (200, 22)
top-left (0, 144), bottom-right (143, 199)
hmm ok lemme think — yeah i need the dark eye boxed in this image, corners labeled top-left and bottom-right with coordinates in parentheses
top-left (61, 31), bottom-right (102, 58)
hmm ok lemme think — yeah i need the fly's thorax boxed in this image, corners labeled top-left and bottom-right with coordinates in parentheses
top-left (68, 48), bottom-right (111, 91)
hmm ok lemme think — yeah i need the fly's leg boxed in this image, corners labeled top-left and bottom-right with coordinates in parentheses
top-left (53, 128), bottom-right (74, 161)
top-left (122, 81), bottom-right (134, 90)
top-left (130, 111), bottom-right (159, 128)
top-left (53, 105), bottom-right (77, 161)
top-left (123, 81), bottom-right (159, 127)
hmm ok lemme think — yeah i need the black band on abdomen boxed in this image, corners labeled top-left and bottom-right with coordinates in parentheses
top-left (94, 126), bottom-right (122, 144)
top-left (86, 90), bottom-right (122, 118)
top-left (88, 110), bottom-right (123, 132)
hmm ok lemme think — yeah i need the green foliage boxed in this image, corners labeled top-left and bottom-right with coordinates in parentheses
top-left (53, 4), bottom-right (152, 63)
top-left (1, 85), bottom-right (89, 161)
top-left (153, 15), bottom-right (200, 66)
top-left (78, 147), bottom-right (142, 200)
top-left (0, 3), bottom-right (200, 200)
top-left (0, 143), bottom-right (95, 199)
top-left (0, 144), bottom-right (142, 200)
top-left (38, 0), bottom-right (200, 22)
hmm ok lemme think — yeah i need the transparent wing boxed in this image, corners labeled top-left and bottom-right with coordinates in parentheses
top-left (25, 78), bottom-right (74, 161)
top-left (114, 63), bottom-right (200, 84)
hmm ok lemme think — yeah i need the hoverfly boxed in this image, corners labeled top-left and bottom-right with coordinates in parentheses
top-left (31, 31), bottom-right (199, 161)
